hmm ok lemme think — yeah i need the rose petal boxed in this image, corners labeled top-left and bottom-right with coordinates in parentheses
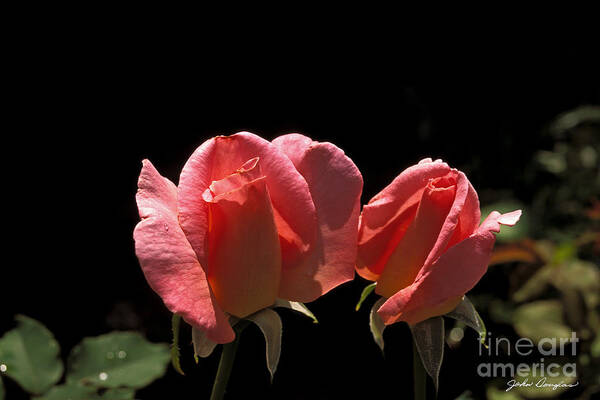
top-left (205, 171), bottom-right (282, 318)
top-left (206, 157), bottom-right (262, 197)
top-left (176, 137), bottom-right (216, 269)
top-left (356, 159), bottom-right (451, 280)
top-left (356, 201), bottom-right (419, 281)
top-left (498, 210), bottom-right (522, 225)
top-left (133, 160), bottom-right (234, 343)
top-left (445, 176), bottom-right (481, 248)
top-left (178, 132), bottom-right (317, 275)
top-left (377, 210), bottom-right (522, 325)
top-left (271, 134), bottom-right (313, 166)
top-left (273, 134), bottom-right (363, 301)
top-left (375, 173), bottom-right (457, 298)
top-left (383, 295), bottom-right (463, 327)
top-left (419, 171), bottom-right (481, 274)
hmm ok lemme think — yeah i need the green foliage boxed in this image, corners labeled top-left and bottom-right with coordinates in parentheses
top-left (34, 384), bottom-right (98, 400)
top-left (369, 298), bottom-right (386, 353)
top-left (246, 308), bottom-right (282, 381)
top-left (273, 299), bottom-right (318, 323)
top-left (192, 325), bottom-right (219, 361)
top-left (34, 385), bottom-right (136, 400)
top-left (491, 239), bottom-right (599, 399)
top-left (446, 296), bottom-right (487, 344)
top-left (528, 107), bottom-right (600, 242)
top-left (0, 316), bottom-right (170, 399)
top-left (548, 106), bottom-right (600, 136)
top-left (592, 334), bottom-right (600, 358)
top-left (67, 331), bottom-right (170, 389)
top-left (513, 300), bottom-right (572, 344)
top-left (410, 317), bottom-right (445, 392)
top-left (355, 282), bottom-right (377, 311)
top-left (170, 314), bottom-right (184, 375)
top-left (0, 315), bottom-right (63, 394)
top-left (100, 388), bottom-right (136, 399)
top-left (511, 266), bottom-right (553, 303)
top-left (471, 106), bottom-right (600, 399)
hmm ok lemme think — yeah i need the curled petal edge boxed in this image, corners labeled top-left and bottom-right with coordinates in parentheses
top-left (134, 160), bottom-right (234, 344)
top-left (377, 210), bottom-right (522, 326)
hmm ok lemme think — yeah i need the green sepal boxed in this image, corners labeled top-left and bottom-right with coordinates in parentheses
top-left (369, 297), bottom-right (386, 353)
top-left (410, 316), bottom-right (445, 393)
top-left (356, 282), bottom-right (377, 311)
top-left (446, 296), bottom-right (487, 344)
top-left (245, 309), bottom-right (282, 382)
top-left (273, 299), bottom-right (318, 323)
top-left (170, 314), bottom-right (184, 375)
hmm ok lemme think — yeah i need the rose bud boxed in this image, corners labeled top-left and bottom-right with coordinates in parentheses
top-left (134, 132), bottom-right (362, 343)
top-left (356, 158), bottom-right (521, 325)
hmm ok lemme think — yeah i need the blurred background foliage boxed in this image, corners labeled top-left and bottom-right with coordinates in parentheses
top-left (453, 106), bottom-right (600, 399)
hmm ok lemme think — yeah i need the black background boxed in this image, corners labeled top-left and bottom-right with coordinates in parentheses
top-left (3, 31), bottom-right (599, 400)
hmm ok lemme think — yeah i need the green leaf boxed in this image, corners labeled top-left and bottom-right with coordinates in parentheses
top-left (355, 283), bottom-right (377, 311)
top-left (192, 316), bottom-right (241, 361)
top-left (100, 388), bottom-right (135, 399)
top-left (446, 296), bottom-right (487, 344)
top-left (512, 265), bottom-right (553, 303)
top-left (245, 309), bottom-right (282, 382)
top-left (410, 316), bottom-right (445, 393)
top-left (513, 300), bottom-right (571, 344)
top-left (273, 299), bottom-right (318, 323)
top-left (0, 315), bottom-right (63, 394)
top-left (170, 314), bottom-right (184, 375)
top-left (66, 331), bottom-right (170, 389)
top-left (369, 298), bottom-right (386, 353)
top-left (34, 384), bottom-right (99, 400)
top-left (33, 385), bottom-right (135, 400)
top-left (554, 260), bottom-right (600, 308)
top-left (191, 327), bottom-right (218, 361)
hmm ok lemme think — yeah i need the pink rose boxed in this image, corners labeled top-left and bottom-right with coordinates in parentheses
top-left (134, 132), bottom-right (362, 343)
top-left (356, 158), bottom-right (521, 325)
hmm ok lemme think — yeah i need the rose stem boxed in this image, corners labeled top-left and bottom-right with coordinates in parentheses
top-left (210, 320), bottom-right (250, 400)
top-left (413, 338), bottom-right (427, 400)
